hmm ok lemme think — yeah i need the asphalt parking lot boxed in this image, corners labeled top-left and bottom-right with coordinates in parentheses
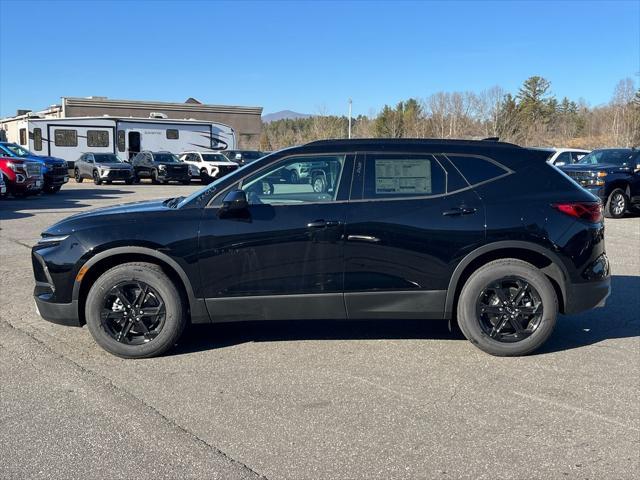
top-left (1, 182), bottom-right (639, 480)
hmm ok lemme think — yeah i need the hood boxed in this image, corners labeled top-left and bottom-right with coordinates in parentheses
top-left (95, 162), bottom-right (132, 169)
top-left (44, 199), bottom-right (168, 235)
top-left (157, 162), bottom-right (188, 167)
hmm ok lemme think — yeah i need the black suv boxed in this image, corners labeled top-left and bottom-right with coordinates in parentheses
top-left (32, 139), bottom-right (610, 358)
top-left (560, 148), bottom-right (640, 218)
top-left (130, 151), bottom-right (191, 184)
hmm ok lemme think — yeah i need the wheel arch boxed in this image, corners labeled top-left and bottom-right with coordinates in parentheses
top-left (605, 180), bottom-right (631, 198)
top-left (445, 241), bottom-right (569, 320)
top-left (72, 246), bottom-right (208, 326)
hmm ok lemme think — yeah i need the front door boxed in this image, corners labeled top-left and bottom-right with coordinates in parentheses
top-left (128, 131), bottom-right (141, 160)
top-left (343, 152), bottom-right (486, 320)
top-left (198, 154), bottom-right (354, 322)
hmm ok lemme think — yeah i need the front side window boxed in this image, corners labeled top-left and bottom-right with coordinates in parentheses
top-left (54, 129), bottom-right (78, 147)
top-left (241, 155), bottom-right (346, 205)
top-left (87, 130), bottom-right (110, 147)
top-left (578, 149), bottom-right (634, 166)
top-left (363, 154), bottom-right (446, 199)
top-left (571, 151), bottom-right (587, 163)
top-left (444, 154), bottom-right (509, 186)
top-left (33, 128), bottom-right (42, 151)
top-left (166, 129), bottom-right (179, 140)
top-left (554, 152), bottom-right (571, 165)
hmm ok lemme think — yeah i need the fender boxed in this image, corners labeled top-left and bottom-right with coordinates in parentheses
top-left (72, 246), bottom-right (210, 324)
top-left (444, 240), bottom-right (569, 318)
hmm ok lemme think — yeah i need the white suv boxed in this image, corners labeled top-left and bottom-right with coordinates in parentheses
top-left (178, 151), bottom-right (240, 184)
top-left (532, 147), bottom-right (590, 166)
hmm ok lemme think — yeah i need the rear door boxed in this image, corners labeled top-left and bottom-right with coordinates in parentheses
top-left (343, 152), bottom-right (485, 320)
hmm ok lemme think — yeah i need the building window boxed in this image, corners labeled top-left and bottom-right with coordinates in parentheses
top-left (166, 129), bottom-right (179, 140)
top-left (19, 128), bottom-right (27, 145)
top-left (54, 129), bottom-right (78, 147)
top-left (33, 128), bottom-right (42, 151)
top-left (117, 130), bottom-right (125, 152)
top-left (87, 130), bottom-right (109, 147)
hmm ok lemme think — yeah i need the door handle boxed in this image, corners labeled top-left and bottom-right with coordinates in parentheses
top-left (307, 219), bottom-right (342, 228)
top-left (442, 207), bottom-right (477, 216)
top-left (347, 235), bottom-right (380, 243)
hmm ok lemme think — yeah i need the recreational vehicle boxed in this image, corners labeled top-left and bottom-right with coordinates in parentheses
top-left (2, 116), bottom-right (236, 165)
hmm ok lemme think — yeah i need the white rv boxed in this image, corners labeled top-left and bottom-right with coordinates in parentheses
top-left (4, 116), bottom-right (236, 164)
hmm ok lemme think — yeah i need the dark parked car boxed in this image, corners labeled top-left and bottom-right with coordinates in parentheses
top-left (0, 142), bottom-right (68, 193)
top-left (32, 139), bottom-right (610, 359)
top-left (222, 150), bottom-right (266, 166)
top-left (560, 148), bottom-right (640, 218)
top-left (130, 151), bottom-right (191, 184)
top-left (74, 153), bottom-right (135, 185)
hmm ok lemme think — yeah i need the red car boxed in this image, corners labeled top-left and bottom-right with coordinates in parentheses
top-left (0, 156), bottom-right (43, 196)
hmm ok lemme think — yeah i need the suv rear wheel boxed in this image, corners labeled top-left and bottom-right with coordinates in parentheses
top-left (457, 258), bottom-right (557, 356)
top-left (74, 168), bottom-right (83, 183)
top-left (604, 188), bottom-right (627, 219)
top-left (85, 262), bottom-right (186, 358)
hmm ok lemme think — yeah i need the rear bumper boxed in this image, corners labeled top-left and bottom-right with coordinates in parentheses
top-left (564, 277), bottom-right (611, 315)
top-left (34, 294), bottom-right (80, 327)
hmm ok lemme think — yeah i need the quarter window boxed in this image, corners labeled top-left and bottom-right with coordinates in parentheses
top-left (87, 130), bottom-right (109, 147)
top-left (444, 154), bottom-right (509, 186)
top-left (54, 129), bottom-right (78, 147)
top-left (117, 130), bottom-right (126, 152)
top-left (33, 128), bottom-right (42, 151)
top-left (241, 155), bottom-right (346, 205)
top-left (166, 129), bottom-right (179, 140)
top-left (363, 154), bottom-right (446, 199)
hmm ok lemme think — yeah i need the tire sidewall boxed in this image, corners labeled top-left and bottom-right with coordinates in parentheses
top-left (605, 188), bottom-right (627, 219)
top-left (85, 264), bottom-right (184, 358)
top-left (457, 260), bottom-right (558, 356)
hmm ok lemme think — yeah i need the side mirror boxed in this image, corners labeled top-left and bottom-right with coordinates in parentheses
top-left (222, 189), bottom-right (248, 211)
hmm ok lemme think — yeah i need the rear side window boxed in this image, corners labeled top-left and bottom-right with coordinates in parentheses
top-left (445, 154), bottom-right (509, 186)
top-left (363, 154), bottom-right (446, 199)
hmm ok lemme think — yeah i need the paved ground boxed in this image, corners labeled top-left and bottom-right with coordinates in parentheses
top-left (1, 182), bottom-right (639, 480)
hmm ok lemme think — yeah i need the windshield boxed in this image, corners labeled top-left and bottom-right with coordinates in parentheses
top-left (94, 154), bottom-right (123, 163)
top-left (202, 154), bottom-right (230, 162)
top-left (1, 143), bottom-right (32, 157)
top-left (577, 149), bottom-right (636, 166)
top-left (153, 153), bottom-right (179, 163)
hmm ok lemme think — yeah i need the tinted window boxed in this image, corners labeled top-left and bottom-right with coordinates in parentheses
top-left (87, 130), bottom-right (109, 147)
top-left (94, 154), bottom-right (122, 163)
top-left (445, 154), bottom-right (509, 185)
top-left (33, 128), bottom-right (42, 151)
top-left (242, 155), bottom-right (346, 205)
top-left (117, 130), bottom-right (125, 152)
top-left (554, 152), bottom-right (571, 165)
top-left (152, 153), bottom-right (179, 163)
top-left (577, 149), bottom-right (636, 166)
top-left (54, 129), bottom-right (77, 147)
top-left (202, 154), bottom-right (230, 162)
top-left (363, 154), bottom-right (446, 199)
top-left (166, 129), bottom-right (179, 140)
top-left (571, 151), bottom-right (587, 163)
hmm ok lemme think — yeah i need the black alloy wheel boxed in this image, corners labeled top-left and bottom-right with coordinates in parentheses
top-left (312, 174), bottom-right (327, 193)
top-left (75, 169), bottom-right (83, 183)
top-left (476, 277), bottom-right (543, 342)
top-left (93, 170), bottom-right (102, 185)
top-left (101, 281), bottom-right (166, 345)
top-left (604, 188), bottom-right (627, 218)
top-left (289, 169), bottom-right (299, 184)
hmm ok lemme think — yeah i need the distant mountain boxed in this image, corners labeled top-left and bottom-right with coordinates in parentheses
top-left (262, 110), bottom-right (312, 123)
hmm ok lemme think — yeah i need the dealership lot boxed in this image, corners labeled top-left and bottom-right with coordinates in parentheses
top-left (1, 183), bottom-right (639, 479)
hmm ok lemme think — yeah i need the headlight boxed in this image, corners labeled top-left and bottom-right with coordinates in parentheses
top-left (158, 165), bottom-right (166, 171)
top-left (38, 234), bottom-right (69, 245)
top-left (596, 171), bottom-right (607, 178)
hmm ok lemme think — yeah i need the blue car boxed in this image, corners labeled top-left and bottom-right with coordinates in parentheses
top-left (560, 148), bottom-right (640, 218)
top-left (0, 142), bottom-right (69, 194)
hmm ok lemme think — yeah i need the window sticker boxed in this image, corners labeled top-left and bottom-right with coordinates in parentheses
top-left (375, 159), bottom-right (431, 194)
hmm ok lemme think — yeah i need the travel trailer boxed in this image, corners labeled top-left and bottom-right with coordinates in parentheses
top-left (1, 116), bottom-right (236, 164)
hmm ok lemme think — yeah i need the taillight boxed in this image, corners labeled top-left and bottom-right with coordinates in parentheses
top-left (552, 202), bottom-right (603, 223)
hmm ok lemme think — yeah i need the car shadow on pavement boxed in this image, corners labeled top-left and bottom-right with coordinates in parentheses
top-left (0, 188), bottom-right (136, 221)
top-left (172, 275), bottom-right (639, 356)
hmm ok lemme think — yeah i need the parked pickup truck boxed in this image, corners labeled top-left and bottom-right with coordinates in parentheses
top-left (0, 156), bottom-right (43, 196)
top-left (0, 142), bottom-right (68, 193)
top-left (560, 148), bottom-right (640, 218)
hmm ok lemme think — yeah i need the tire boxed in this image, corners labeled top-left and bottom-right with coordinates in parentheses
top-left (456, 258), bottom-right (558, 356)
top-left (93, 170), bottom-right (102, 185)
top-left (151, 170), bottom-right (160, 185)
top-left (289, 169), bottom-right (299, 184)
top-left (75, 169), bottom-right (83, 183)
top-left (604, 188), bottom-right (627, 219)
top-left (312, 174), bottom-right (327, 193)
top-left (200, 168), bottom-right (211, 184)
top-left (85, 262), bottom-right (186, 359)
top-left (125, 178), bottom-right (134, 185)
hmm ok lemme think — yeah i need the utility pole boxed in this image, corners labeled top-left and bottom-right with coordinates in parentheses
top-left (348, 98), bottom-right (352, 139)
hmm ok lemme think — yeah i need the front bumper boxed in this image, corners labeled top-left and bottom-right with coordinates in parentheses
top-left (98, 170), bottom-right (134, 181)
top-left (9, 177), bottom-right (43, 193)
top-left (34, 294), bottom-right (80, 326)
top-left (44, 173), bottom-right (69, 187)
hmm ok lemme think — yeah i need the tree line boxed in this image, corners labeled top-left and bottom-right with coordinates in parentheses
top-left (260, 76), bottom-right (640, 151)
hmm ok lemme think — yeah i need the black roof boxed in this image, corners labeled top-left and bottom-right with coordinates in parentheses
top-left (304, 138), bottom-right (522, 149)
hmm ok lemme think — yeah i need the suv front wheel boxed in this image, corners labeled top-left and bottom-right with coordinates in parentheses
top-left (457, 258), bottom-right (558, 356)
top-left (85, 262), bottom-right (186, 358)
top-left (604, 188), bottom-right (627, 219)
